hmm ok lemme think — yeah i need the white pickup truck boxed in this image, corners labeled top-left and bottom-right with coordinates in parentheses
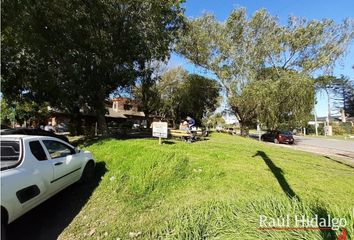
top-left (0, 135), bottom-right (95, 237)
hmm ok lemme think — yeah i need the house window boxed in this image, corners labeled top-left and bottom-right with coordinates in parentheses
top-left (113, 102), bottom-right (118, 110)
top-left (124, 104), bottom-right (133, 110)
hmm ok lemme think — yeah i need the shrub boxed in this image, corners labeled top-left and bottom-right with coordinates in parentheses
top-left (306, 124), bottom-right (324, 135)
top-left (340, 122), bottom-right (353, 134)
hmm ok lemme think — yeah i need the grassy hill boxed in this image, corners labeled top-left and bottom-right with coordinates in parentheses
top-left (60, 133), bottom-right (354, 240)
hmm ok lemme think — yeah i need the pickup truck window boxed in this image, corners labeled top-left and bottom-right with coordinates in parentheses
top-left (0, 140), bottom-right (21, 169)
top-left (29, 141), bottom-right (48, 161)
top-left (43, 140), bottom-right (75, 159)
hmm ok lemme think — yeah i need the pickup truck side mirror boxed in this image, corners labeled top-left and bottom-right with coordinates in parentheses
top-left (75, 147), bottom-right (81, 154)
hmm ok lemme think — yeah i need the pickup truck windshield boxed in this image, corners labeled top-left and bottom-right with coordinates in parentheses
top-left (1, 140), bottom-right (21, 170)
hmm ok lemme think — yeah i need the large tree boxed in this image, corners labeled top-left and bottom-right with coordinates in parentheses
top-left (1, 0), bottom-right (185, 135)
top-left (132, 61), bottom-right (165, 126)
top-left (177, 8), bottom-right (354, 135)
top-left (157, 67), bottom-right (189, 126)
top-left (332, 76), bottom-right (354, 117)
top-left (250, 68), bottom-right (314, 130)
top-left (315, 75), bottom-right (337, 124)
top-left (157, 67), bottom-right (220, 127)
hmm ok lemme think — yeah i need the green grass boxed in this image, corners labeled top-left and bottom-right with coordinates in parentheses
top-left (60, 133), bottom-right (354, 240)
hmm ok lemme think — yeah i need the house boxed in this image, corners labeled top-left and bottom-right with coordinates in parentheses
top-left (49, 98), bottom-right (147, 132)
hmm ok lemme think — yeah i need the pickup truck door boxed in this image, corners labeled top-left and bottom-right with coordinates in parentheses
top-left (42, 139), bottom-right (82, 189)
top-left (5, 140), bottom-right (54, 218)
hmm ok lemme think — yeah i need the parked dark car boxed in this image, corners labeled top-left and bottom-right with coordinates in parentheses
top-left (261, 130), bottom-right (294, 144)
top-left (0, 128), bottom-right (69, 143)
top-left (0, 124), bottom-right (12, 132)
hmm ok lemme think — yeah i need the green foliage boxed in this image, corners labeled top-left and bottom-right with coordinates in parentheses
top-left (179, 74), bottom-right (221, 122)
top-left (157, 67), bottom-right (189, 123)
top-left (133, 62), bottom-right (163, 119)
top-left (0, 98), bottom-right (49, 126)
top-left (1, 0), bottom-right (185, 133)
top-left (331, 76), bottom-right (354, 117)
top-left (0, 99), bottom-right (15, 126)
top-left (340, 122), bottom-right (354, 134)
top-left (306, 124), bottom-right (325, 135)
top-left (332, 122), bottom-right (354, 135)
top-left (202, 113), bottom-right (225, 128)
top-left (254, 69), bottom-right (315, 129)
top-left (177, 8), bottom-right (354, 135)
top-left (157, 67), bottom-right (220, 125)
top-left (332, 124), bottom-right (345, 135)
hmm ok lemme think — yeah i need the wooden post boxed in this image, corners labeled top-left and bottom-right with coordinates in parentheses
top-left (159, 137), bottom-right (162, 145)
top-left (95, 122), bottom-right (98, 136)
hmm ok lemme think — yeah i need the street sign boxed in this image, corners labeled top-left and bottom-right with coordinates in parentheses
top-left (152, 122), bottom-right (168, 139)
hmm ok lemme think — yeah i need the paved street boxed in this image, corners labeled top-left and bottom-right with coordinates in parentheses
top-left (250, 133), bottom-right (354, 161)
top-left (289, 136), bottom-right (354, 161)
top-left (294, 136), bottom-right (354, 153)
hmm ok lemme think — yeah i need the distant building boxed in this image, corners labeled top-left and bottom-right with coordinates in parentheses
top-left (308, 115), bottom-right (353, 126)
top-left (49, 97), bottom-right (147, 132)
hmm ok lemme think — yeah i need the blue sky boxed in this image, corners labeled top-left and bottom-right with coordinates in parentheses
top-left (169, 0), bottom-right (354, 117)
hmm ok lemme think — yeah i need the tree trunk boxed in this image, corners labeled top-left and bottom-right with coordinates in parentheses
top-left (97, 111), bottom-right (108, 136)
top-left (239, 121), bottom-right (249, 137)
top-left (144, 114), bottom-right (151, 130)
top-left (70, 108), bottom-right (82, 136)
top-left (96, 88), bottom-right (108, 136)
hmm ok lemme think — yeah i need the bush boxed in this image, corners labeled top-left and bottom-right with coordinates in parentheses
top-left (306, 124), bottom-right (324, 135)
top-left (340, 122), bottom-right (353, 134)
top-left (330, 122), bottom-right (354, 135)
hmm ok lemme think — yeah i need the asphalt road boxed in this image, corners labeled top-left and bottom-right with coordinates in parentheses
top-left (250, 133), bottom-right (354, 160)
top-left (294, 136), bottom-right (354, 153)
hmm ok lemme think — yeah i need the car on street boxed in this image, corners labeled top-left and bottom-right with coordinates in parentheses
top-left (261, 130), bottom-right (295, 144)
top-left (0, 135), bottom-right (95, 239)
top-left (0, 128), bottom-right (69, 143)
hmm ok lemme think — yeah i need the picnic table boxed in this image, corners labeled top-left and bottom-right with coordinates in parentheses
top-left (169, 129), bottom-right (208, 143)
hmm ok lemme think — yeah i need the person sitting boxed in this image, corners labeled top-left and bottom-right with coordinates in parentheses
top-left (186, 116), bottom-right (195, 130)
top-left (179, 120), bottom-right (189, 131)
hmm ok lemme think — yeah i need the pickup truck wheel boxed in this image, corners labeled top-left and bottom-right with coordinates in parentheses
top-left (80, 161), bottom-right (95, 183)
top-left (274, 138), bottom-right (279, 144)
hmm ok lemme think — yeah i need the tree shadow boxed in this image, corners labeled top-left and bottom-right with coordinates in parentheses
top-left (70, 136), bottom-right (103, 147)
top-left (324, 156), bottom-right (354, 170)
top-left (6, 162), bottom-right (107, 240)
top-left (253, 151), bottom-right (338, 239)
top-left (253, 151), bottom-right (300, 201)
top-left (312, 206), bottom-right (338, 240)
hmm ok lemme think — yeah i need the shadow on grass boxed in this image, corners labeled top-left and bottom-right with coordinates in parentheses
top-left (162, 140), bottom-right (176, 145)
top-left (253, 151), bottom-right (338, 239)
top-left (70, 136), bottom-right (103, 147)
top-left (324, 156), bottom-right (354, 170)
top-left (70, 131), bottom-right (157, 147)
top-left (313, 206), bottom-right (338, 240)
top-left (253, 151), bottom-right (300, 201)
top-left (6, 162), bottom-right (107, 240)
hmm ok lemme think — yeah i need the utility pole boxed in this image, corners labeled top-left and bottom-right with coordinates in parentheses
top-left (314, 109), bottom-right (318, 136)
top-left (326, 88), bottom-right (331, 134)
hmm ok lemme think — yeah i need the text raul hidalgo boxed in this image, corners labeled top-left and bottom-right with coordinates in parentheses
top-left (259, 214), bottom-right (347, 230)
